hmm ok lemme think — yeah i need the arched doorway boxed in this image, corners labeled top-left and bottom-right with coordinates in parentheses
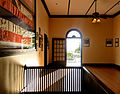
top-left (66, 29), bottom-right (82, 67)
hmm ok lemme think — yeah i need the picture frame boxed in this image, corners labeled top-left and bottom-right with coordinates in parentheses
top-left (106, 38), bottom-right (113, 47)
top-left (84, 39), bottom-right (90, 47)
top-left (115, 38), bottom-right (119, 47)
top-left (36, 32), bottom-right (39, 40)
top-left (39, 27), bottom-right (41, 35)
top-left (38, 27), bottom-right (43, 51)
top-left (39, 35), bottom-right (43, 51)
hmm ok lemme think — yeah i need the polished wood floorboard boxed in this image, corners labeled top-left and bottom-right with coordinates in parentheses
top-left (85, 66), bottom-right (120, 94)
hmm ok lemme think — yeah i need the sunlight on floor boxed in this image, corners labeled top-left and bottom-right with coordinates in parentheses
top-left (66, 61), bottom-right (81, 67)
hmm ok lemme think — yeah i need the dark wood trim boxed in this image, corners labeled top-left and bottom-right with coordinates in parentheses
top-left (113, 64), bottom-right (120, 70)
top-left (25, 65), bottom-right (82, 69)
top-left (35, 0), bottom-right (37, 50)
top-left (81, 68), bottom-right (84, 94)
top-left (83, 67), bottom-right (115, 94)
top-left (104, 1), bottom-right (120, 15)
top-left (83, 63), bottom-right (120, 70)
top-left (49, 15), bottom-right (113, 18)
top-left (41, 0), bottom-right (119, 18)
top-left (52, 39), bottom-right (54, 63)
top-left (83, 63), bottom-right (115, 67)
top-left (85, 0), bottom-right (95, 15)
top-left (100, 15), bottom-right (113, 18)
top-left (66, 29), bottom-right (82, 38)
top-left (50, 15), bottom-right (93, 18)
top-left (113, 11), bottom-right (120, 17)
top-left (44, 34), bottom-right (48, 66)
top-left (41, 0), bottom-right (50, 17)
top-left (21, 92), bottom-right (82, 94)
top-left (65, 39), bottom-right (67, 65)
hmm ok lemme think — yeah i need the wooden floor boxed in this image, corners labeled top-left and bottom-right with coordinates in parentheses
top-left (85, 66), bottom-right (120, 94)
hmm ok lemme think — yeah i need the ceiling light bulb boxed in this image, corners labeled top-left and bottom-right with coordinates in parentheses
top-left (92, 18), bottom-right (97, 23)
top-left (97, 18), bottom-right (101, 23)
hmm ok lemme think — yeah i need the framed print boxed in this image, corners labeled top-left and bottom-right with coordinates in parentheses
top-left (0, 0), bottom-right (36, 57)
top-left (84, 39), bottom-right (90, 47)
top-left (115, 38), bottom-right (119, 47)
top-left (36, 32), bottom-right (39, 40)
top-left (39, 27), bottom-right (41, 35)
top-left (38, 27), bottom-right (44, 51)
top-left (39, 35), bottom-right (43, 51)
top-left (106, 38), bottom-right (113, 47)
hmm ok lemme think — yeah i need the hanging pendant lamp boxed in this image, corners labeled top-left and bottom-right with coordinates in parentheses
top-left (92, 0), bottom-right (101, 23)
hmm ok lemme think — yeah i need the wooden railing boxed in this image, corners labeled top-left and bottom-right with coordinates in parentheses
top-left (20, 66), bottom-right (82, 93)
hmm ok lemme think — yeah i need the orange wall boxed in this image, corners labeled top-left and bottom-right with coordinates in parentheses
top-left (113, 14), bottom-right (120, 66)
top-left (36, 0), bottom-right (49, 66)
top-left (49, 18), bottom-right (114, 64)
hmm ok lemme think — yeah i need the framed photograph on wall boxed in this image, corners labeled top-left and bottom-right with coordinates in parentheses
top-left (106, 38), bottom-right (113, 47)
top-left (115, 38), bottom-right (119, 47)
top-left (47, 38), bottom-right (49, 49)
top-left (39, 27), bottom-right (41, 35)
top-left (39, 35), bottom-right (43, 47)
top-left (38, 27), bottom-right (43, 51)
top-left (83, 39), bottom-right (90, 47)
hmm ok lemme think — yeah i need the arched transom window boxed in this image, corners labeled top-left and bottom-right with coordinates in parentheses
top-left (66, 29), bottom-right (81, 38)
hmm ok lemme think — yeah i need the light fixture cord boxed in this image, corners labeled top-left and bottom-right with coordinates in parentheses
top-left (95, 0), bottom-right (97, 13)
top-left (67, 0), bottom-right (71, 15)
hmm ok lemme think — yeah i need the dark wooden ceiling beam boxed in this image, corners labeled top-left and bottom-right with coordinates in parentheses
top-left (41, 0), bottom-right (50, 16)
top-left (85, 0), bottom-right (96, 15)
top-left (50, 15), bottom-right (113, 18)
top-left (112, 11), bottom-right (120, 17)
top-left (104, 1), bottom-right (120, 14)
top-left (42, 0), bottom-right (119, 18)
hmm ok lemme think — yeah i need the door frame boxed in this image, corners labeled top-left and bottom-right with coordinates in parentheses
top-left (66, 29), bottom-right (82, 66)
top-left (44, 34), bottom-right (48, 67)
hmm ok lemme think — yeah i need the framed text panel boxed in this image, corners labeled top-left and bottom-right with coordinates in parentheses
top-left (0, 0), bottom-right (36, 57)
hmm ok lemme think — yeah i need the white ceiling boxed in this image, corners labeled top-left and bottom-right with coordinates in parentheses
top-left (44, 0), bottom-right (120, 15)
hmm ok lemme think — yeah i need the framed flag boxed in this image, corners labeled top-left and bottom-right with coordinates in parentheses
top-left (0, 0), bottom-right (36, 57)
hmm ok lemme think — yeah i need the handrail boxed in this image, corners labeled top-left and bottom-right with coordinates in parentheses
top-left (25, 66), bottom-right (82, 69)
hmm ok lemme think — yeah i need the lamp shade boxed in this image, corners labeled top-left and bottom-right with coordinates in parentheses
top-left (92, 17), bottom-right (101, 23)
top-left (92, 18), bottom-right (97, 23)
top-left (97, 18), bottom-right (101, 23)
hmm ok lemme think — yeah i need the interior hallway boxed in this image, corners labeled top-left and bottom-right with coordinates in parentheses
top-left (0, 0), bottom-right (120, 94)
